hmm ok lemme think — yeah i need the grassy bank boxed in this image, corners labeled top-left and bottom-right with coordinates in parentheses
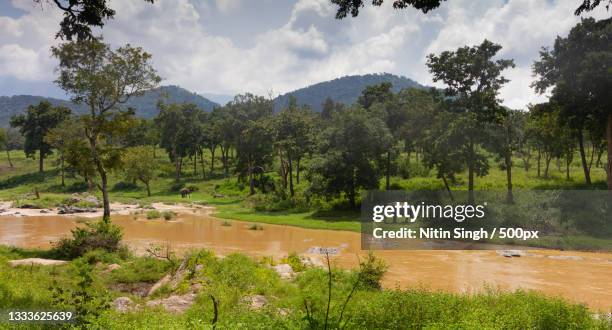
top-left (0, 245), bottom-right (609, 329)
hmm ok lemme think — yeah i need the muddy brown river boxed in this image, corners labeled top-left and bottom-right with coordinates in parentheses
top-left (1, 210), bottom-right (610, 310)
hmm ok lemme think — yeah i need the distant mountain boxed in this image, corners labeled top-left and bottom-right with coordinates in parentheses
top-left (200, 92), bottom-right (235, 106)
top-left (0, 85), bottom-right (219, 127)
top-left (274, 73), bottom-right (427, 112)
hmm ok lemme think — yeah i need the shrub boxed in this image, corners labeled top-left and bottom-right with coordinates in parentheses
top-left (281, 252), bottom-right (306, 272)
top-left (185, 185), bottom-right (199, 192)
top-left (162, 210), bottom-right (176, 220)
top-left (108, 257), bottom-right (172, 284)
top-left (170, 182), bottom-right (185, 192)
top-left (111, 181), bottom-right (139, 191)
top-left (248, 224), bottom-right (264, 231)
top-left (67, 181), bottom-right (89, 192)
top-left (53, 220), bottom-right (123, 260)
top-left (146, 210), bottom-right (161, 219)
top-left (358, 251), bottom-right (388, 290)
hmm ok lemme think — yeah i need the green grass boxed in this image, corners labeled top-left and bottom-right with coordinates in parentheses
top-left (0, 246), bottom-right (609, 329)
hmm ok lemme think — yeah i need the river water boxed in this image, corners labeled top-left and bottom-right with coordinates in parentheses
top-left (1, 210), bottom-right (610, 310)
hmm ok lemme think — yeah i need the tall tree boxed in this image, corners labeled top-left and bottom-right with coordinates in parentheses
top-left (45, 118), bottom-right (80, 187)
top-left (308, 106), bottom-right (392, 208)
top-left (52, 39), bottom-right (160, 222)
top-left (236, 120), bottom-right (274, 195)
top-left (10, 101), bottom-right (71, 174)
top-left (123, 146), bottom-right (157, 196)
top-left (426, 39), bottom-right (515, 202)
top-left (532, 18), bottom-right (612, 188)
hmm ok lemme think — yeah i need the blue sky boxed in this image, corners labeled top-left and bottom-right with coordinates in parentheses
top-left (0, 0), bottom-right (607, 108)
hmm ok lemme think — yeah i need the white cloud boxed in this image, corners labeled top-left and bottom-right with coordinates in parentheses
top-left (0, 0), bottom-right (608, 108)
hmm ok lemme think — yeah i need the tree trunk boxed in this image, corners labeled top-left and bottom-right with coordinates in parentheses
top-left (468, 142), bottom-right (475, 204)
top-left (577, 129), bottom-right (592, 185)
top-left (566, 156), bottom-right (571, 181)
top-left (288, 156), bottom-right (294, 197)
top-left (6, 150), bottom-right (13, 167)
top-left (441, 174), bottom-right (454, 201)
top-left (537, 148), bottom-right (541, 177)
top-left (385, 151), bottom-right (391, 190)
top-left (88, 136), bottom-right (111, 223)
top-left (145, 181), bottom-right (151, 197)
top-left (60, 152), bottom-right (65, 187)
top-left (505, 153), bottom-right (513, 204)
top-left (296, 158), bottom-right (301, 184)
top-left (175, 157), bottom-right (181, 183)
top-left (210, 146), bottom-right (215, 174)
top-left (249, 170), bottom-right (255, 195)
top-left (39, 149), bottom-right (44, 173)
top-left (200, 149), bottom-right (206, 179)
top-left (193, 155), bottom-right (197, 176)
top-left (606, 113), bottom-right (612, 190)
top-left (544, 154), bottom-right (551, 178)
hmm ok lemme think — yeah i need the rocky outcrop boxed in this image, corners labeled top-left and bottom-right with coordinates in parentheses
top-left (273, 264), bottom-right (294, 280)
top-left (242, 295), bottom-right (268, 310)
top-left (146, 293), bottom-right (197, 313)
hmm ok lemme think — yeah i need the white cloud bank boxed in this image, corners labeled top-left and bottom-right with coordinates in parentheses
top-left (0, 0), bottom-right (608, 108)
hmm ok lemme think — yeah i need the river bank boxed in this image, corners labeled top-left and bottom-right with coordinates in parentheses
top-left (1, 209), bottom-right (611, 311)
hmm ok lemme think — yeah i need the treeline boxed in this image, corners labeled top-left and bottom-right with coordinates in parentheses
top-left (1, 17), bottom-right (610, 212)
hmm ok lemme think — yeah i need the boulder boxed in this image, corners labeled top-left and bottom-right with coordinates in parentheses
top-left (273, 264), bottom-right (294, 280)
top-left (242, 295), bottom-right (268, 310)
top-left (146, 293), bottom-right (197, 313)
top-left (112, 297), bottom-right (133, 313)
top-left (58, 206), bottom-right (96, 214)
top-left (147, 274), bottom-right (171, 297)
top-left (9, 258), bottom-right (68, 267)
top-left (106, 263), bottom-right (121, 272)
top-left (497, 250), bottom-right (525, 258)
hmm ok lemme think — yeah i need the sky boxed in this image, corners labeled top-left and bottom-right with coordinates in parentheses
top-left (0, 0), bottom-right (608, 108)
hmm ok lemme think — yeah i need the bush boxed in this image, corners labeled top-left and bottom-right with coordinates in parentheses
top-left (170, 182), bottom-right (185, 192)
top-left (162, 210), bottom-right (176, 220)
top-left (108, 257), bottom-right (172, 284)
top-left (185, 185), bottom-right (199, 192)
top-left (53, 220), bottom-right (123, 259)
top-left (358, 251), bottom-right (388, 290)
top-left (146, 210), bottom-right (161, 219)
top-left (112, 181), bottom-right (139, 191)
top-left (281, 252), bottom-right (306, 272)
top-left (67, 181), bottom-right (89, 192)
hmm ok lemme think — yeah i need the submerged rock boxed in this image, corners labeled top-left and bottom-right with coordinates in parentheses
top-left (9, 258), bottom-right (67, 267)
top-left (497, 250), bottom-right (525, 258)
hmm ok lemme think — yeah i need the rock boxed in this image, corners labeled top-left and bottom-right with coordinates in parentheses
top-left (67, 193), bottom-right (101, 207)
top-left (497, 250), bottom-right (525, 258)
top-left (147, 274), bottom-right (171, 297)
top-left (307, 246), bottom-right (340, 255)
top-left (547, 255), bottom-right (583, 261)
top-left (213, 193), bottom-right (225, 198)
top-left (58, 206), bottom-right (96, 214)
top-left (9, 258), bottom-right (68, 267)
top-left (106, 263), bottom-right (121, 272)
top-left (39, 209), bottom-right (49, 214)
top-left (195, 264), bottom-right (204, 272)
top-left (19, 204), bottom-right (37, 209)
top-left (112, 297), bottom-right (133, 313)
top-left (242, 295), bottom-right (268, 310)
top-left (190, 283), bottom-right (203, 292)
top-left (273, 264), bottom-right (294, 280)
top-left (277, 308), bottom-right (290, 316)
top-left (146, 293), bottom-right (197, 313)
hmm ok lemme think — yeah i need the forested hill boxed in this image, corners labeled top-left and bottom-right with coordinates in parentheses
top-left (274, 73), bottom-right (427, 112)
top-left (0, 85), bottom-right (219, 127)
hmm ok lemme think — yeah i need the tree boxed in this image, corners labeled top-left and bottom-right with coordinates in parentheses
top-left (274, 98), bottom-right (315, 196)
top-left (575, 0), bottom-right (612, 15)
top-left (156, 103), bottom-right (203, 182)
top-left (35, 0), bottom-right (154, 41)
top-left (52, 39), bottom-right (160, 222)
top-left (1, 128), bottom-right (23, 168)
top-left (45, 118), bottom-right (81, 187)
top-left (10, 101), bottom-right (71, 174)
top-left (122, 146), bottom-right (157, 196)
top-left (236, 120), bottom-right (274, 195)
top-left (426, 39), bottom-right (515, 202)
top-left (331, 0), bottom-right (445, 18)
top-left (532, 18), bottom-right (612, 188)
top-left (308, 106), bottom-right (392, 208)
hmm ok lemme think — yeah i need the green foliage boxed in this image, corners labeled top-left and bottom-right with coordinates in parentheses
top-left (281, 252), bottom-right (306, 272)
top-left (162, 210), bottom-right (177, 220)
top-left (108, 257), bottom-right (172, 284)
top-left (358, 251), bottom-right (388, 290)
top-left (146, 210), bottom-right (161, 219)
top-left (53, 220), bottom-right (124, 259)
